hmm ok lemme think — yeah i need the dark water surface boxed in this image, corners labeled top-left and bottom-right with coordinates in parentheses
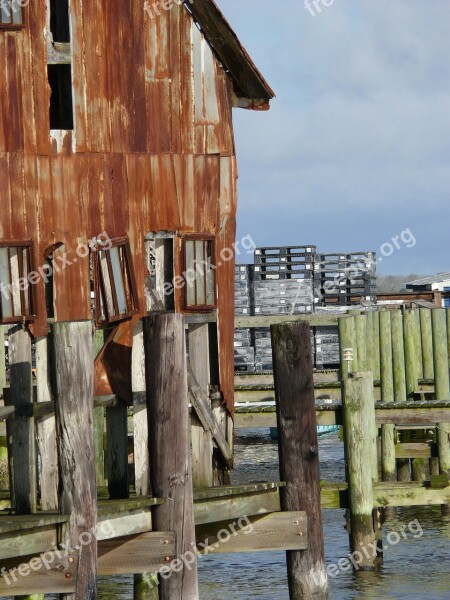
top-left (9, 431), bottom-right (448, 599)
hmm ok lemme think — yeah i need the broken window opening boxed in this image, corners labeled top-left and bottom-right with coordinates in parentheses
top-left (0, 243), bottom-right (35, 324)
top-left (49, 0), bottom-right (70, 43)
top-left (182, 236), bottom-right (216, 312)
top-left (48, 64), bottom-right (74, 130)
top-left (92, 238), bottom-right (139, 326)
top-left (145, 233), bottom-right (175, 311)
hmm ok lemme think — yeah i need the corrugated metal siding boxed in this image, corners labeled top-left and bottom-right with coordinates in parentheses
top-left (0, 1), bottom-right (240, 409)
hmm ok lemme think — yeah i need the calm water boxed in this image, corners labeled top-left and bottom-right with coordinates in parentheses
top-left (9, 431), bottom-right (448, 599)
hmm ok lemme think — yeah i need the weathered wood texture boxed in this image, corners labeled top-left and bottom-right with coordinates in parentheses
top-left (343, 372), bottom-right (378, 570)
top-left (6, 326), bottom-right (36, 514)
top-left (35, 336), bottom-right (58, 511)
top-left (106, 400), bottom-right (129, 499)
top-left (144, 314), bottom-right (199, 600)
top-left (271, 321), bottom-right (328, 600)
top-left (52, 321), bottom-right (97, 600)
top-left (432, 310), bottom-right (450, 476)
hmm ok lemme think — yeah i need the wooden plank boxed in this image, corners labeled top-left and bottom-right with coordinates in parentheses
top-left (7, 325), bottom-right (36, 514)
top-left (271, 321), bottom-right (328, 598)
top-left (236, 315), bottom-right (338, 328)
top-left (195, 512), bottom-right (308, 554)
top-left (35, 337), bottom-right (59, 511)
top-left (0, 406), bottom-right (15, 419)
top-left (188, 362), bottom-right (232, 467)
top-left (376, 407), bottom-right (450, 425)
top-left (97, 532), bottom-right (175, 576)
top-left (0, 551), bottom-right (77, 596)
top-left (395, 443), bottom-right (433, 459)
top-left (189, 323), bottom-right (214, 488)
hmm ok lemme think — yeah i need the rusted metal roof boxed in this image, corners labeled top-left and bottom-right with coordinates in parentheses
top-left (183, 0), bottom-right (276, 103)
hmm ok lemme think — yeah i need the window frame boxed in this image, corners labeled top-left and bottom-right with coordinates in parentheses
top-left (0, 3), bottom-right (26, 30)
top-left (0, 241), bottom-right (36, 324)
top-left (92, 236), bottom-right (139, 326)
top-left (181, 234), bottom-right (216, 313)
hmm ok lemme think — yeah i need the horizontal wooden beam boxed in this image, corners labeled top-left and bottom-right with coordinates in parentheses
top-left (235, 315), bottom-right (339, 328)
top-left (195, 511), bottom-right (307, 554)
top-left (395, 443), bottom-right (434, 459)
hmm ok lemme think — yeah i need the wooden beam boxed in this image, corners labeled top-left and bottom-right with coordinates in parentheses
top-left (236, 315), bottom-right (338, 328)
top-left (188, 362), bottom-right (232, 467)
top-left (195, 512), bottom-right (307, 554)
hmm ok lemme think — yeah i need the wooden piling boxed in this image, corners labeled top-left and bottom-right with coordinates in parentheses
top-left (404, 309), bottom-right (419, 400)
top-left (132, 321), bottom-right (158, 600)
top-left (52, 321), bottom-right (97, 600)
top-left (379, 312), bottom-right (396, 484)
top-left (35, 337), bottom-right (58, 511)
top-left (372, 311), bottom-right (381, 381)
top-left (414, 309), bottom-right (423, 380)
top-left (432, 309), bottom-right (450, 476)
top-left (391, 310), bottom-right (410, 481)
top-left (339, 316), bottom-right (358, 378)
top-left (0, 325), bottom-right (8, 491)
top-left (271, 321), bottom-right (328, 599)
top-left (420, 309), bottom-right (434, 381)
top-left (355, 315), bottom-right (368, 372)
top-left (7, 325), bottom-right (36, 514)
top-left (144, 314), bottom-right (199, 600)
top-left (342, 372), bottom-right (378, 570)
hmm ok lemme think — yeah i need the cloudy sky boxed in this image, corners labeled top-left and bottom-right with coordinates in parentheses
top-left (216, 0), bottom-right (450, 275)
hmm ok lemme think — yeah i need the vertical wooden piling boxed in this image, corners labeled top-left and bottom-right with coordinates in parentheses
top-left (404, 309), bottom-right (419, 400)
top-left (271, 321), bottom-right (328, 599)
top-left (0, 325), bottom-right (8, 490)
top-left (7, 326), bottom-right (36, 513)
top-left (432, 310), bottom-right (450, 477)
top-left (372, 311), bottom-right (381, 381)
top-left (52, 321), bottom-right (97, 600)
top-left (35, 337), bottom-right (59, 510)
top-left (132, 321), bottom-right (159, 600)
top-left (391, 310), bottom-right (410, 481)
top-left (355, 315), bottom-right (368, 372)
top-left (93, 330), bottom-right (106, 489)
top-left (144, 314), bottom-right (199, 600)
top-left (420, 309), bottom-right (434, 381)
top-left (343, 372), bottom-right (378, 570)
top-left (414, 309), bottom-right (423, 380)
top-left (339, 316), bottom-right (358, 378)
top-left (379, 312), bottom-right (396, 484)
top-left (188, 323), bottom-right (214, 488)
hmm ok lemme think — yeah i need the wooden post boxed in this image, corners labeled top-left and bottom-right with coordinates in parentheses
top-left (132, 321), bottom-right (159, 600)
top-left (420, 308), bottom-right (434, 381)
top-left (404, 309), bottom-right (419, 400)
top-left (106, 398), bottom-right (129, 499)
top-left (35, 337), bottom-right (59, 511)
top-left (144, 314), bottom-right (199, 600)
top-left (431, 309), bottom-right (450, 476)
top-left (391, 310), bottom-right (410, 481)
top-left (343, 372), bottom-right (379, 570)
top-left (188, 323), bottom-right (214, 488)
top-left (379, 311), bottom-right (396, 485)
top-left (355, 315), bottom-right (368, 372)
top-left (52, 321), bottom-right (97, 600)
top-left (366, 311), bottom-right (374, 374)
top-left (414, 309), bottom-right (423, 380)
top-left (7, 325), bottom-right (36, 513)
top-left (0, 325), bottom-right (8, 490)
top-left (372, 311), bottom-right (381, 381)
top-left (271, 321), bottom-right (328, 599)
top-left (339, 316), bottom-right (358, 379)
top-left (93, 330), bottom-right (106, 489)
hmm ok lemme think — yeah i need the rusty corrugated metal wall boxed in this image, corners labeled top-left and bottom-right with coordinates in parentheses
top-left (0, 0), bottom-right (266, 409)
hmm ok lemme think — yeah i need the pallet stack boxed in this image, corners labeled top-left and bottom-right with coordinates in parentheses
top-left (234, 265), bottom-right (255, 373)
top-left (314, 252), bottom-right (376, 305)
top-left (254, 245), bottom-right (316, 281)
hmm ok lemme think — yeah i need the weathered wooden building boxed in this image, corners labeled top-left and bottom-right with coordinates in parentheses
top-left (0, 0), bottom-right (274, 410)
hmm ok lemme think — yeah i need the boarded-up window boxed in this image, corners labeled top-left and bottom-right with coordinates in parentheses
top-left (92, 238), bottom-right (139, 325)
top-left (0, 4), bottom-right (23, 27)
top-left (182, 236), bottom-right (215, 311)
top-left (0, 243), bottom-right (34, 323)
top-left (145, 234), bottom-right (175, 311)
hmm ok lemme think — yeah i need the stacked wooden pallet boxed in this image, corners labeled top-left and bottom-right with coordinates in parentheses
top-left (254, 245), bottom-right (316, 281)
top-left (314, 252), bottom-right (376, 305)
top-left (234, 265), bottom-right (255, 372)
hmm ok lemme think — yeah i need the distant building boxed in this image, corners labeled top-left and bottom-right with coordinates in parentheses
top-left (406, 273), bottom-right (450, 307)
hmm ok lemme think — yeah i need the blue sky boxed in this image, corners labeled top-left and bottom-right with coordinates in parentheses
top-left (216, 0), bottom-right (450, 274)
